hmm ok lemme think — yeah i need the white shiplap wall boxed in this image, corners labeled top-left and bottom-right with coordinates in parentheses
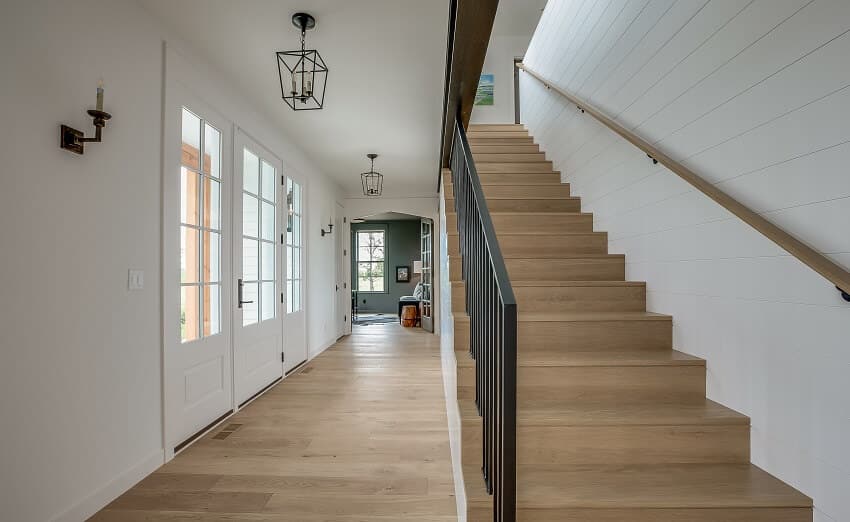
top-left (521, 1), bottom-right (850, 521)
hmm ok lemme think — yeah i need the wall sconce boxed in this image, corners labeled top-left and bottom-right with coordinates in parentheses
top-left (61, 79), bottom-right (112, 155)
top-left (321, 219), bottom-right (334, 237)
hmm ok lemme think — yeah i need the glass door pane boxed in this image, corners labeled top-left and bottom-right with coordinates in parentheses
top-left (241, 147), bottom-right (278, 326)
top-left (180, 108), bottom-right (223, 342)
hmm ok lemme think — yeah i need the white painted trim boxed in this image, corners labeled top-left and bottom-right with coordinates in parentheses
top-left (50, 449), bottom-right (164, 522)
top-left (442, 348), bottom-right (466, 522)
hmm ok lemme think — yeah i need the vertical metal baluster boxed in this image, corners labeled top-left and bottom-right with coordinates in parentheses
top-left (452, 118), bottom-right (516, 522)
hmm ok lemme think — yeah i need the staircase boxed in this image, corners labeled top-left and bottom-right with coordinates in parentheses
top-left (444, 123), bottom-right (812, 521)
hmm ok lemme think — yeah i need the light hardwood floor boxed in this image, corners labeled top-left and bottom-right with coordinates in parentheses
top-left (91, 324), bottom-right (456, 521)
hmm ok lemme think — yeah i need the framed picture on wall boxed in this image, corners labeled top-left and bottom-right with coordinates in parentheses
top-left (396, 266), bottom-right (410, 282)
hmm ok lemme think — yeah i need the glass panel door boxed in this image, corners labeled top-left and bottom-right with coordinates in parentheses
top-left (420, 218), bottom-right (433, 332)
top-left (233, 132), bottom-right (283, 406)
top-left (165, 99), bottom-right (233, 454)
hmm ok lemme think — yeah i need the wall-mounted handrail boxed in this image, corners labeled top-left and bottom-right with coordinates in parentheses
top-left (451, 113), bottom-right (517, 521)
top-left (517, 63), bottom-right (850, 300)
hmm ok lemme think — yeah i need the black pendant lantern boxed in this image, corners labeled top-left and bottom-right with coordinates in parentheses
top-left (361, 153), bottom-right (383, 197)
top-left (276, 13), bottom-right (328, 110)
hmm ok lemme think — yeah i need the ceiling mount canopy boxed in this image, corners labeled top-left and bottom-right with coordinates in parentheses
top-left (361, 153), bottom-right (383, 197)
top-left (276, 12), bottom-right (328, 111)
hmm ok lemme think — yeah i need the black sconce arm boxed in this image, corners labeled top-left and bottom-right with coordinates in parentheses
top-left (61, 109), bottom-right (112, 154)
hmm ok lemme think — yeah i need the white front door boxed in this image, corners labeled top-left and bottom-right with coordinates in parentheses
top-left (233, 132), bottom-right (283, 405)
top-left (283, 176), bottom-right (307, 373)
top-left (164, 99), bottom-right (234, 452)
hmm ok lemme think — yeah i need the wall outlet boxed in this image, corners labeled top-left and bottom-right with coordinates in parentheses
top-left (128, 269), bottom-right (144, 290)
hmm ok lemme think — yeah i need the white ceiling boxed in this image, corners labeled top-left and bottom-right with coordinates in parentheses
top-left (140, 0), bottom-right (449, 198)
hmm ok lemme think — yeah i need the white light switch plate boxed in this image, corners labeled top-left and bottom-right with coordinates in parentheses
top-left (128, 269), bottom-right (144, 290)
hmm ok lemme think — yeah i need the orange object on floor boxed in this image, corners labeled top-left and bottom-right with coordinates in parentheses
top-left (401, 305), bottom-right (418, 327)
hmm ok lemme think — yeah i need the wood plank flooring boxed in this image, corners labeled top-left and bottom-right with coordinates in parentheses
top-left (91, 324), bottom-right (456, 521)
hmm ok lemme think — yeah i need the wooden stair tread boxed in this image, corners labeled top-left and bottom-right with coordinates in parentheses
top-left (502, 280), bottom-right (642, 288)
top-left (454, 311), bottom-right (671, 323)
top-left (459, 398), bottom-right (748, 427)
top-left (446, 211), bottom-right (590, 217)
top-left (456, 349), bottom-right (703, 369)
top-left (452, 280), bottom-right (644, 288)
top-left (448, 231), bottom-right (602, 237)
top-left (450, 278), bottom-right (646, 288)
top-left (506, 464), bottom-right (812, 509)
top-left (444, 191), bottom-right (574, 198)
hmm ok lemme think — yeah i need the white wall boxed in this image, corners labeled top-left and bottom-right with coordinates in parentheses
top-left (307, 174), bottom-right (345, 359)
top-left (0, 1), bottom-right (342, 520)
top-left (438, 178), bottom-right (465, 520)
top-left (470, 35), bottom-right (529, 124)
top-left (520, 1), bottom-right (850, 521)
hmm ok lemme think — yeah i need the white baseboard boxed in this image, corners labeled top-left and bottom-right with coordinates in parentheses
top-left (307, 336), bottom-right (336, 362)
top-left (51, 449), bottom-right (165, 522)
top-left (440, 330), bottom-right (466, 521)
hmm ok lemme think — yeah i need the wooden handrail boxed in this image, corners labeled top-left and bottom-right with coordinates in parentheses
top-left (517, 62), bottom-right (850, 298)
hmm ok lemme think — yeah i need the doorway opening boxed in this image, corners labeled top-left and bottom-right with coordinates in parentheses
top-left (350, 212), bottom-right (433, 332)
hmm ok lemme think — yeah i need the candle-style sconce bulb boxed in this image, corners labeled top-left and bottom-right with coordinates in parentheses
top-left (61, 79), bottom-right (112, 155)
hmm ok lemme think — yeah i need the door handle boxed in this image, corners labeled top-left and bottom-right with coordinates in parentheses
top-left (237, 278), bottom-right (254, 308)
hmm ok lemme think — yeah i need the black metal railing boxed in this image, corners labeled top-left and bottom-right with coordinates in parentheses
top-left (450, 114), bottom-right (517, 521)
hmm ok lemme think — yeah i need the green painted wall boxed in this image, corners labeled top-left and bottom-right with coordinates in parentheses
top-left (351, 220), bottom-right (420, 313)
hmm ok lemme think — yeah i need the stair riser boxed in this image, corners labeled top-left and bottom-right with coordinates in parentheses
top-left (466, 136), bottom-right (535, 145)
top-left (470, 144), bottom-right (540, 154)
top-left (477, 162), bottom-right (554, 173)
top-left (468, 124), bottom-right (526, 132)
top-left (498, 234), bottom-right (608, 257)
top-left (516, 425), bottom-right (750, 467)
top-left (473, 153), bottom-right (547, 162)
top-left (451, 284), bottom-right (465, 313)
top-left (447, 197), bottom-right (581, 213)
top-left (444, 183), bottom-right (571, 199)
top-left (506, 258), bottom-right (625, 281)
top-left (454, 282), bottom-right (645, 313)
top-left (504, 508), bottom-right (812, 522)
top-left (450, 256), bottom-right (462, 281)
top-left (446, 213), bottom-right (594, 234)
top-left (448, 233), bottom-right (608, 257)
top-left (477, 173), bottom-right (562, 184)
top-left (514, 285), bottom-right (645, 312)
top-left (518, 320), bottom-right (672, 351)
top-left (466, 131), bottom-right (532, 138)
top-left (453, 318), bottom-right (469, 353)
top-left (521, 366), bottom-right (706, 402)
top-left (459, 366), bottom-right (706, 402)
